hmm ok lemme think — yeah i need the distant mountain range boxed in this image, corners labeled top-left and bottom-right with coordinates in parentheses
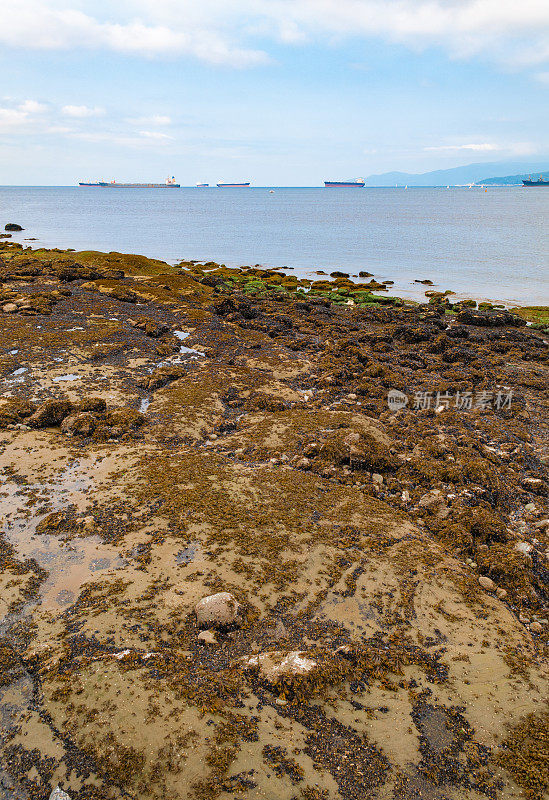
top-left (476, 173), bottom-right (548, 186)
top-left (364, 159), bottom-right (549, 187)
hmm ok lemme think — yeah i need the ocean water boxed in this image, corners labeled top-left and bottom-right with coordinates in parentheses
top-left (0, 186), bottom-right (547, 305)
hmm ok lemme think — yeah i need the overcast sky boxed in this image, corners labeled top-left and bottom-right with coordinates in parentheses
top-left (0, 0), bottom-right (548, 184)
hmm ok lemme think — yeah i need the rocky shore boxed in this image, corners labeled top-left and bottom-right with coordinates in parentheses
top-left (0, 238), bottom-right (547, 800)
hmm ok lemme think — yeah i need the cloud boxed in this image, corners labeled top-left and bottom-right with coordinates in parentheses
top-left (130, 114), bottom-right (172, 125)
top-left (68, 129), bottom-right (175, 147)
top-left (139, 130), bottom-right (174, 140)
top-left (62, 104), bottom-right (105, 117)
top-left (19, 99), bottom-right (48, 113)
top-left (0, 94), bottom-right (177, 145)
top-left (0, 1), bottom-right (547, 69)
top-left (0, 98), bottom-right (49, 131)
top-left (425, 143), bottom-right (501, 152)
top-left (0, 107), bottom-right (29, 130)
top-left (534, 71), bottom-right (549, 83)
top-left (0, 1), bottom-right (270, 66)
top-left (424, 141), bottom-right (538, 155)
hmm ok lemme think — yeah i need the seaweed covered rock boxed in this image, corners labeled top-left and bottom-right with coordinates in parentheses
top-left (104, 409), bottom-right (147, 433)
top-left (0, 641), bottom-right (24, 686)
top-left (108, 285), bottom-right (139, 303)
top-left (245, 392), bottom-right (287, 413)
top-left (61, 412), bottom-right (96, 437)
top-left (142, 365), bottom-right (185, 391)
top-left (319, 428), bottom-right (396, 472)
top-left (52, 262), bottom-right (99, 282)
top-left (457, 506), bottom-right (508, 545)
top-left (131, 318), bottom-right (169, 338)
top-left (75, 396), bottom-right (107, 413)
top-left (5, 223), bottom-right (23, 231)
top-left (457, 309), bottom-right (526, 327)
top-left (418, 489), bottom-right (450, 519)
top-left (0, 398), bottom-right (35, 427)
top-left (27, 399), bottom-right (73, 428)
top-left (36, 510), bottom-right (79, 534)
top-left (155, 335), bottom-right (181, 356)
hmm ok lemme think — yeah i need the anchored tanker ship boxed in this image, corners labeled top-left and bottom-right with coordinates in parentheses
top-left (324, 179), bottom-right (365, 187)
top-left (79, 177), bottom-right (180, 187)
top-left (522, 175), bottom-right (549, 186)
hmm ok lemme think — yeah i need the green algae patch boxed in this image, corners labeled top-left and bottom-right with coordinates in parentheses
top-left (512, 306), bottom-right (549, 328)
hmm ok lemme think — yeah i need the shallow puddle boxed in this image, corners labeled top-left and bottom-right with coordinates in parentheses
top-left (52, 374), bottom-right (80, 382)
top-left (174, 541), bottom-right (200, 565)
top-left (0, 463), bottom-right (125, 612)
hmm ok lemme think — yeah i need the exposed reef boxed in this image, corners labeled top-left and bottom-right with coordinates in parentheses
top-left (0, 240), bottom-right (547, 800)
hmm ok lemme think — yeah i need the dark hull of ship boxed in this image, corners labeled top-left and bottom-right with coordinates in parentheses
top-left (79, 183), bottom-right (180, 188)
top-left (324, 181), bottom-right (365, 187)
top-left (522, 180), bottom-right (548, 186)
top-left (216, 183), bottom-right (251, 187)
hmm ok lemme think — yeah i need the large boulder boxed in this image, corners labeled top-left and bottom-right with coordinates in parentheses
top-left (457, 309), bottom-right (526, 327)
top-left (61, 412), bottom-right (96, 437)
top-left (5, 223), bottom-right (23, 231)
top-left (194, 592), bottom-right (239, 627)
top-left (27, 399), bottom-right (73, 428)
top-left (76, 396), bottom-right (107, 413)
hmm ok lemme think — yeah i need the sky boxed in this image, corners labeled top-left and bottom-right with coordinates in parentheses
top-left (0, 0), bottom-right (548, 185)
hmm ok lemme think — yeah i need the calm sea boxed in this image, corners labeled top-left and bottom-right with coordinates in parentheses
top-left (0, 186), bottom-right (547, 305)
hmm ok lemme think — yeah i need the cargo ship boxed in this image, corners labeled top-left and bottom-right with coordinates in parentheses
top-left (324, 179), bottom-right (365, 187)
top-left (522, 175), bottom-right (548, 186)
top-left (217, 182), bottom-right (251, 187)
top-left (79, 176), bottom-right (180, 187)
top-left (196, 183), bottom-right (209, 187)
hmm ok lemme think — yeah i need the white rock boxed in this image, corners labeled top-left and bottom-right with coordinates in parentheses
top-left (49, 788), bottom-right (71, 800)
top-left (2, 303), bottom-right (17, 313)
top-left (195, 592), bottom-right (239, 627)
top-left (372, 473), bottom-right (383, 485)
top-left (198, 630), bottom-right (218, 644)
top-left (515, 541), bottom-right (533, 555)
top-left (242, 650), bottom-right (317, 684)
top-left (478, 576), bottom-right (496, 592)
top-left (529, 622), bottom-right (543, 634)
top-left (496, 587), bottom-right (507, 600)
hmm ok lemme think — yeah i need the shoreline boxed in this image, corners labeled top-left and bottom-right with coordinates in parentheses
top-left (1, 184), bottom-right (547, 308)
top-left (4, 230), bottom-right (549, 310)
top-left (0, 240), bottom-right (547, 800)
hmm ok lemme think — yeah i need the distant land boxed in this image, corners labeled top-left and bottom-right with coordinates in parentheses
top-left (364, 159), bottom-right (549, 187)
top-left (475, 172), bottom-right (548, 186)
